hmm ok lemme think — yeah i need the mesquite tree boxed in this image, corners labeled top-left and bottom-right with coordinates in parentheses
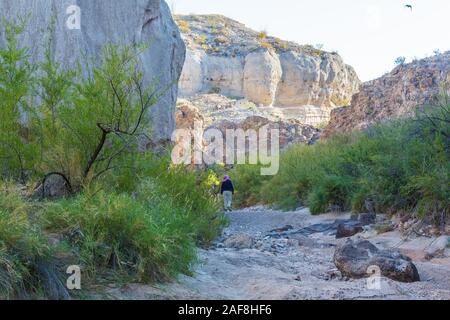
top-left (0, 19), bottom-right (161, 193)
top-left (35, 44), bottom-right (160, 192)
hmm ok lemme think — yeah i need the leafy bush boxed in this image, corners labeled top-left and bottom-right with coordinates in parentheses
top-left (103, 153), bottom-right (225, 245)
top-left (41, 189), bottom-right (198, 283)
top-left (0, 20), bottom-right (37, 182)
top-left (0, 19), bottom-right (226, 298)
top-left (232, 106), bottom-right (450, 220)
top-left (0, 182), bottom-right (68, 299)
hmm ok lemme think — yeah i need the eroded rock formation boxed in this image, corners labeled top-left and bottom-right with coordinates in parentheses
top-left (324, 52), bottom-right (450, 137)
top-left (175, 14), bottom-right (360, 127)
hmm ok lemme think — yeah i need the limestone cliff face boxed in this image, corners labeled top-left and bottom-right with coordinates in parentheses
top-left (0, 0), bottom-right (185, 144)
top-left (176, 95), bottom-right (321, 151)
top-left (175, 14), bottom-right (360, 126)
top-left (324, 52), bottom-right (450, 137)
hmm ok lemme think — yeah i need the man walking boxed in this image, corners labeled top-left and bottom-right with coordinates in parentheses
top-left (220, 175), bottom-right (235, 212)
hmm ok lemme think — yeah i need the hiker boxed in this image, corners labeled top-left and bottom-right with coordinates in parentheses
top-left (220, 175), bottom-right (235, 212)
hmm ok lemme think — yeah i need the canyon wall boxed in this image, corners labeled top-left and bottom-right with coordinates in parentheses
top-left (0, 0), bottom-right (186, 144)
top-left (324, 52), bottom-right (450, 137)
top-left (175, 15), bottom-right (360, 126)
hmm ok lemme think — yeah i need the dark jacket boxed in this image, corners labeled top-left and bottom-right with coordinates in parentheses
top-left (220, 180), bottom-right (234, 195)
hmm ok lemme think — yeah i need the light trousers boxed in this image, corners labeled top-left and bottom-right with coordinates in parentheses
top-left (223, 191), bottom-right (233, 210)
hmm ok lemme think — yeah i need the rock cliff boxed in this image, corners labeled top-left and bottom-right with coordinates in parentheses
top-left (175, 15), bottom-right (360, 126)
top-left (176, 95), bottom-right (320, 152)
top-left (324, 52), bottom-right (450, 137)
top-left (0, 0), bottom-right (185, 144)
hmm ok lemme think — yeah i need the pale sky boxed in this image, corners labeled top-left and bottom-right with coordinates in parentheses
top-left (166, 0), bottom-right (450, 82)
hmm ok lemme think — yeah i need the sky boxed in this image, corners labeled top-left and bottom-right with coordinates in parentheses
top-left (166, 0), bottom-right (450, 81)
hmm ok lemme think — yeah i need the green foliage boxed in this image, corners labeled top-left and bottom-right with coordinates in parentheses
top-left (0, 182), bottom-right (67, 299)
top-left (232, 107), bottom-right (450, 219)
top-left (41, 189), bottom-right (197, 283)
top-left (101, 153), bottom-right (225, 245)
top-left (0, 18), bottom-right (225, 298)
top-left (229, 164), bottom-right (270, 207)
top-left (0, 20), bottom-right (37, 181)
top-left (32, 43), bottom-right (158, 190)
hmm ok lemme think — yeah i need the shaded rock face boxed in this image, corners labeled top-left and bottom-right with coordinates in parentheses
top-left (334, 239), bottom-right (420, 283)
top-left (175, 97), bottom-right (321, 155)
top-left (0, 0), bottom-right (186, 144)
top-left (175, 14), bottom-right (360, 121)
top-left (32, 174), bottom-right (71, 199)
top-left (324, 52), bottom-right (450, 137)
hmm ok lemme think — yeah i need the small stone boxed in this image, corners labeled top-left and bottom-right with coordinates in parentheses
top-left (224, 234), bottom-right (255, 250)
top-left (359, 213), bottom-right (376, 226)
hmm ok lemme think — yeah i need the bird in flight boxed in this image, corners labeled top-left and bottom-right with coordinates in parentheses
top-left (405, 4), bottom-right (413, 11)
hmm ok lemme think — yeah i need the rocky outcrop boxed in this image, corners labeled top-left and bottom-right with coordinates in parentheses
top-left (175, 96), bottom-right (321, 152)
top-left (0, 0), bottom-right (185, 144)
top-left (175, 15), bottom-right (360, 126)
top-left (324, 52), bottom-right (450, 137)
top-left (334, 239), bottom-right (420, 283)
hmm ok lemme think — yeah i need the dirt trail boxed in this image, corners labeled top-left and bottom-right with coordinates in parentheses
top-left (107, 207), bottom-right (450, 300)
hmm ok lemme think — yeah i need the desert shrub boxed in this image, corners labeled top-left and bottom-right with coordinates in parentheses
top-left (40, 189), bottom-right (198, 283)
top-left (0, 181), bottom-right (68, 299)
top-left (257, 31), bottom-right (267, 39)
top-left (307, 175), bottom-right (352, 215)
top-left (177, 20), bottom-right (191, 33)
top-left (0, 20), bottom-right (38, 182)
top-left (134, 155), bottom-right (225, 245)
top-left (92, 153), bottom-right (225, 245)
top-left (233, 106), bottom-right (450, 218)
top-left (260, 42), bottom-right (273, 50)
top-left (228, 164), bottom-right (270, 207)
top-left (0, 19), bottom-right (161, 192)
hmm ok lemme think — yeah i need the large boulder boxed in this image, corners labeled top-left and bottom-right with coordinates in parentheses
top-left (336, 223), bottom-right (363, 239)
top-left (32, 173), bottom-right (71, 199)
top-left (0, 0), bottom-right (186, 145)
top-left (334, 239), bottom-right (420, 283)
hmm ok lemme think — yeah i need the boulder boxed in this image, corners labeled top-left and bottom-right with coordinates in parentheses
top-left (334, 239), bottom-right (420, 283)
top-left (336, 223), bottom-right (363, 239)
top-left (33, 174), bottom-right (71, 199)
top-left (425, 236), bottom-right (450, 260)
top-left (373, 223), bottom-right (395, 235)
top-left (359, 213), bottom-right (376, 226)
